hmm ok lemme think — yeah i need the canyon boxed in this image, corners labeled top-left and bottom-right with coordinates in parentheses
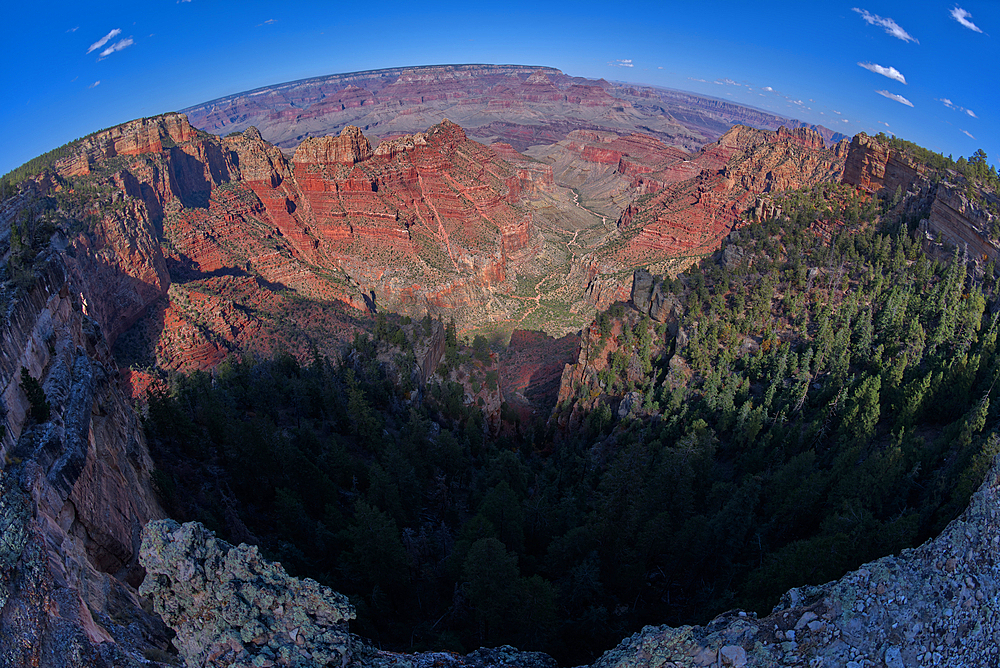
top-left (1, 64), bottom-right (999, 668)
top-left (182, 65), bottom-right (846, 156)
top-left (11, 103), bottom-right (852, 380)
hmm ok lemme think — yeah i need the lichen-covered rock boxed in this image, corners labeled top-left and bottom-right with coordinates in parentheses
top-left (139, 519), bottom-right (356, 668)
top-left (591, 453), bottom-right (1000, 668)
top-left (362, 645), bottom-right (558, 668)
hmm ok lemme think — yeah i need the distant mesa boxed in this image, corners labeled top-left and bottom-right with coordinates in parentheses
top-left (182, 64), bottom-right (847, 154)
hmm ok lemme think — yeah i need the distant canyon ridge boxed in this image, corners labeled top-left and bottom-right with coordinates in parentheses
top-left (11, 63), bottom-right (985, 381)
top-left (182, 64), bottom-right (846, 154)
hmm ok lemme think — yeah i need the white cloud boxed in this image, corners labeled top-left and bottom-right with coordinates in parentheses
top-left (939, 98), bottom-right (978, 118)
top-left (852, 8), bottom-right (918, 43)
top-left (687, 77), bottom-right (707, 83)
top-left (99, 37), bottom-right (134, 57)
top-left (879, 121), bottom-right (890, 127)
top-left (961, 129), bottom-right (976, 139)
top-left (89, 80), bottom-right (100, 88)
top-left (833, 110), bottom-right (842, 115)
top-left (876, 89), bottom-right (914, 107)
top-left (762, 86), bottom-right (773, 92)
top-left (843, 119), bottom-right (850, 123)
top-left (714, 78), bottom-right (739, 86)
top-left (950, 7), bottom-right (982, 32)
top-left (609, 59), bottom-right (633, 68)
top-left (858, 62), bottom-right (907, 84)
top-left (87, 28), bottom-right (121, 54)
top-left (67, 26), bottom-right (79, 33)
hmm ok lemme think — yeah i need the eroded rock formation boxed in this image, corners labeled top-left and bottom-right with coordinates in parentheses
top-left (0, 259), bottom-right (169, 667)
top-left (43, 113), bottom-right (543, 372)
top-left (841, 132), bottom-right (1000, 264)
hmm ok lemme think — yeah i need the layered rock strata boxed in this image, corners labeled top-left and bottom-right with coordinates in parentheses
top-left (180, 64), bottom-right (845, 154)
top-left (43, 113), bottom-right (541, 372)
top-left (0, 259), bottom-right (169, 667)
top-left (842, 132), bottom-right (1000, 263)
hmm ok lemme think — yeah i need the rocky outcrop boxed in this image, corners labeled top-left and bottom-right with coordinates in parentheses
top-left (0, 258), bottom-right (169, 666)
top-left (55, 114), bottom-right (200, 177)
top-left (610, 125), bottom-right (846, 267)
top-left (591, 452), bottom-right (1000, 668)
top-left (840, 133), bottom-right (1000, 263)
top-left (293, 126), bottom-right (374, 165)
top-left (630, 269), bottom-right (681, 326)
top-left (842, 132), bottom-right (925, 195)
top-left (139, 520), bottom-right (355, 668)
top-left (926, 181), bottom-right (999, 261)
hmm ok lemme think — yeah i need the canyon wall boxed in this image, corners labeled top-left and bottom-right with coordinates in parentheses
top-left (841, 132), bottom-right (1000, 263)
top-left (38, 113), bottom-right (544, 372)
top-left (0, 257), bottom-right (170, 666)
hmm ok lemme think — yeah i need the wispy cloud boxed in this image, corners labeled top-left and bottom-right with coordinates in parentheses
top-left (762, 86), bottom-right (774, 92)
top-left (608, 59), bottom-right (633, 68)
top-left (716, 78), bottom-right (739, 86)
top-left (687, 77), bottom-right (707, 83)
top-left (939, 98), bottom-right (978, 117)
top-left (99, 37), bottom-right (134, 58)
top-left (87, 28), bottom-right (121, 54)
top-left (961, 129), bottom-right (976, 139)
top-left (876, 89), bottom-right (914, 107)
top-left (950, 7), bottom-right (982, 32)
top-left (879, 121), bottom-right (890, 127)
top-left (67, 26), bottom-right (79, 33)
top-left (852, 8), bottom-right (918, 43)
top-left (858, 62), bottom-right (907, 84)
top-left (89, 80), bottom-right (101, 88)
top-left (257, 18), bottom-right (277, 26)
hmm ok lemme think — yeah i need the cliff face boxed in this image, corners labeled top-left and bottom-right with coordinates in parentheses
top-left (841, 133), bottom-right (1000, 263)
top-left (926, 182), bottom-right (1000, 261)
top-left (608, 125), bottom-right (846, 267)
top-left (842, 132), bottom-right (925, 195)
top-left (40, 114), bottom-right (543, 372)
top-left (0, 259), bottom-right (169, 667)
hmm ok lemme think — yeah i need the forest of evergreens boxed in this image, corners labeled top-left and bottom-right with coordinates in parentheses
top-left (142, 179), bottom-right (1000, 665)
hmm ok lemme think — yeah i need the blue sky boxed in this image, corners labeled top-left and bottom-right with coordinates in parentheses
top-left (1, 1), bottom-right (995, 176)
